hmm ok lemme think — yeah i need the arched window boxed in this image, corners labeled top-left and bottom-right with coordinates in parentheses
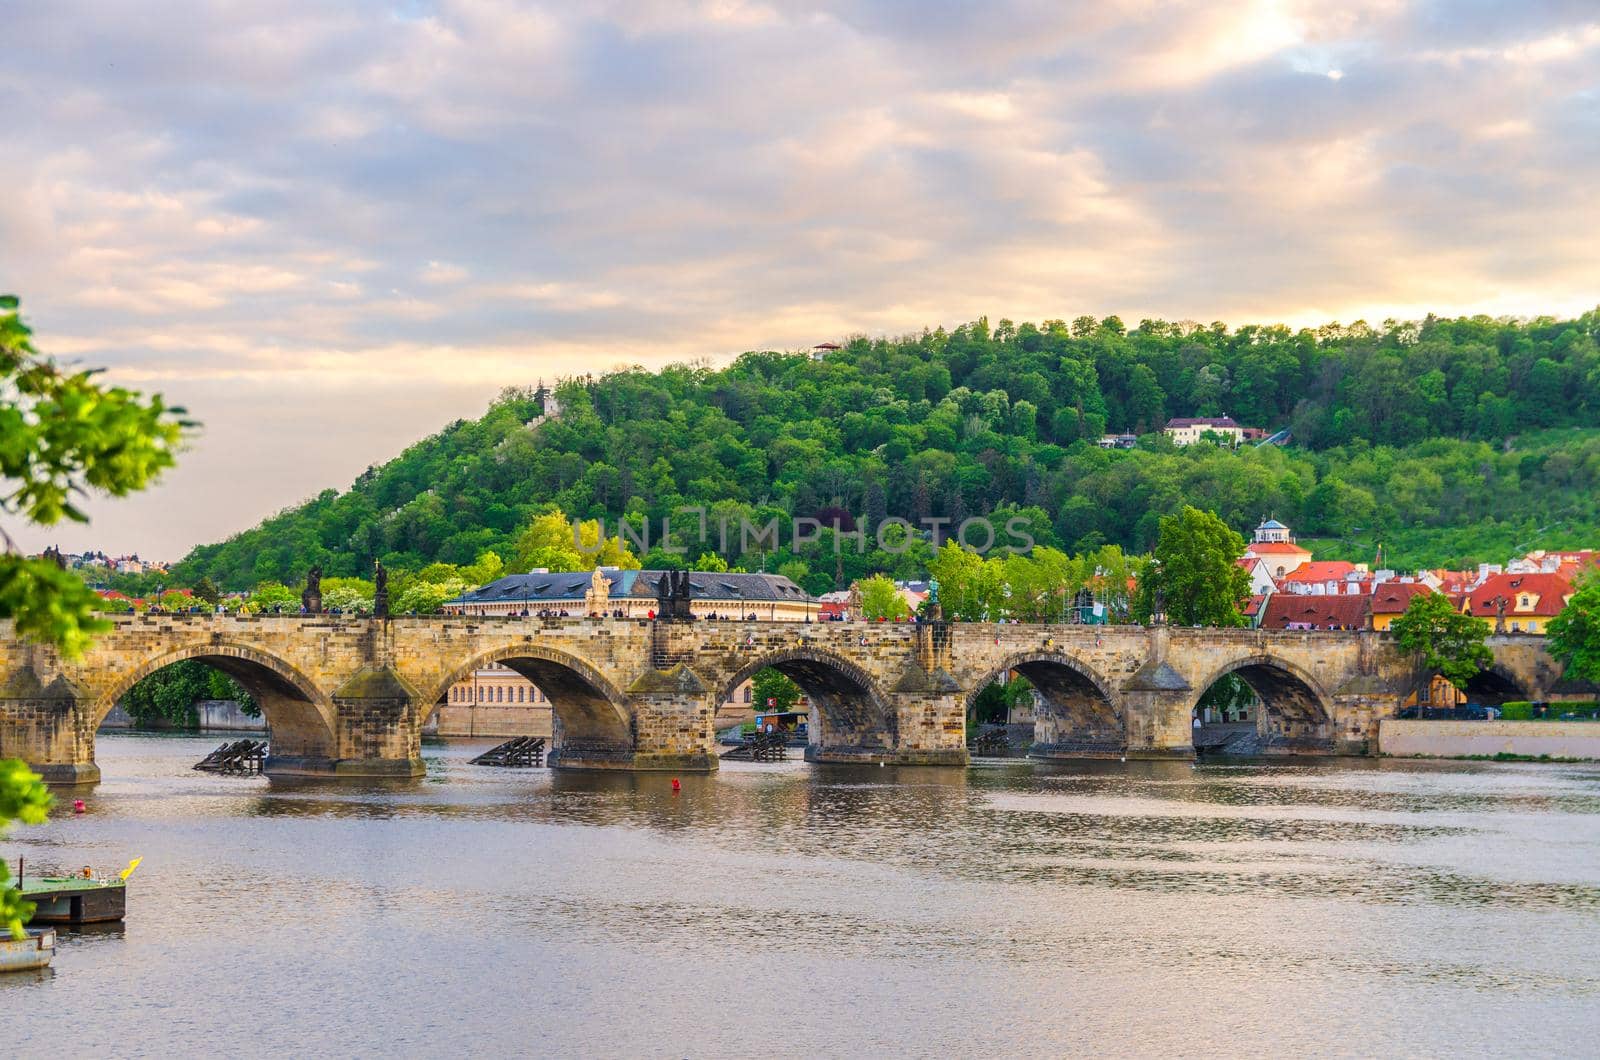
top-left (477, 686), bottom-right (485, 702)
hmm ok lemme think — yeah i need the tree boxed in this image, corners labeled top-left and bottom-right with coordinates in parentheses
top-left (515, 511), bottom-right (639, 572)
top-left (1547, 577), bottom-right (1600, 684)
top-left (1, 295), bottom-right (186, 936)
top-left (970, 676), bottom-right (1033, 725)
top-left (514, 511), bottom-right (586, 572)
top-left (927, 540), bottom-right (1002, 621)
top-left (122, 660), bottom-right (256, 727)
top-left (856, 574), bottom-right (909, 621)
top-left (245, 581), bottom-right (298, 612)
top-left (1, 759), bottom-right (51, 938)
top-left (392, 578), bottom-right (466, 615)
top-left (321, 577), bottom-right (374, 613)
top-left (192, 577), bottom-right (221, 605)
top-left (691, 552), bottom-right (729, 572)
top-left (751, 668), bottom-right (800, 714)
top-left (1390, 591), bottom-right (1492, 691)
top-left (1197, 673), bottom-right (1256, 719)
top-left (1140, 506), bottom-right (1251, 626)
top-left (1, 296), bottom-right (186, 653)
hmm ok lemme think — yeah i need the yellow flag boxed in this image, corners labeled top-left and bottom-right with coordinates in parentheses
top-left (120, 857), bottom-right (143, 881)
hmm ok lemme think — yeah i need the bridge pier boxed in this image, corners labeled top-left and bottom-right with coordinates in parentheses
top-left (1120, 688), bottom-right (1198, 760)
top-left (1113, 657), bottom-right (1198, 760)
top-left (0, 666), bottom-right (101, 784)
top-left (605, 669), bottom-right (721, 773)
top-left (311, 666), bottom-right (427, 778)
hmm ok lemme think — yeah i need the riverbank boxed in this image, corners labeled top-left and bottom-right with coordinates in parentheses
top-left (99, 699), bottom-right (265, 732)
top-left (1379, 718), bottom-right (1600, 761)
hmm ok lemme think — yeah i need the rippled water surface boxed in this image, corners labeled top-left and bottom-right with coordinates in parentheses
top-left (6, 734), bottom-right (1600, 1057)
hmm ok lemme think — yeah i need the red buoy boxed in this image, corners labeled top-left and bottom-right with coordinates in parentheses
top-left (73, 799), bottom-right (86, 814)
top-left (671, 778), bottom-right (681, 793)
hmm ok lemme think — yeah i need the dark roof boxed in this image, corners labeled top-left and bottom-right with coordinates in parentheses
top-left (1260, 594), bottom-right (1370, 630)
top-left (448, 569), bottom-right (810, 606)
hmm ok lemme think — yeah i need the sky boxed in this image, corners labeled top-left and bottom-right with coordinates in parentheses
top-left (3, 0), bottom-right (1598, 560)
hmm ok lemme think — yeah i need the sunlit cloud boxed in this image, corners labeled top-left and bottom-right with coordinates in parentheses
top-left (2, 0), bottom-right (1597, 557)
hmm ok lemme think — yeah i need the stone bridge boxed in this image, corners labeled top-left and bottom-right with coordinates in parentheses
top-left (0, 615), bottom-right (1573, 782)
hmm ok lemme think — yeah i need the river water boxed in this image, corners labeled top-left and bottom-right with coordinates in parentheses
top-left (5, 734), bottom-right (1600, 1057)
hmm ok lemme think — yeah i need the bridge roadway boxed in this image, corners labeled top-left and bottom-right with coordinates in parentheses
top-left (0, 614), bottom-right (1570, 782)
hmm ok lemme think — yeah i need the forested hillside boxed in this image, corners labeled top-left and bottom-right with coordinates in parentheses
top-left (174, 311), bottom-right (1600, 590)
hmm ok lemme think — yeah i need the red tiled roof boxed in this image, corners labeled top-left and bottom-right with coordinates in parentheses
top-left (1371, 582), bottom-right (1433, 614)
top-left (1260, 594), bottom-right (1370, 630)
top-left (1463, 572), bottom-right (1574, 618)
top-left (1244, 541), bottom-right (1311, 556)
top-left (1242, 593), bottom-right (1268, 616)
top-left (1280, 561), bottom-right (1358, 584)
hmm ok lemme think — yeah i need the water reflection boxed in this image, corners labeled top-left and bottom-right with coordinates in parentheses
top-left (7, 733), bottom-right (1600, 1055)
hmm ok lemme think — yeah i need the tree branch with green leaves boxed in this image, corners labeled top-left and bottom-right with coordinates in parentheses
top-left (1547, 575), bottom-right (1600, 685)
top-left (1, 295), bottom-right (189, 655)
top-left (1390, 590), bottom-right (1492, 692)
top-left (1, 295), bottom-right (190, 936)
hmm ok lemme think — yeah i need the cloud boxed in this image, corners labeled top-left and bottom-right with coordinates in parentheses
top-left (2, 0), bottom-right (1597, 558)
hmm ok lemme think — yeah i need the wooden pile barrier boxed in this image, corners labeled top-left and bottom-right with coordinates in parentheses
top-left (719, 730), bottom-right (790, 762)
top-left (970, 728), bottom-right (1011, 756)
top-left (470, 736), bottom-right (546, 768)
top-left (194, 739), bottom-right (268, 775)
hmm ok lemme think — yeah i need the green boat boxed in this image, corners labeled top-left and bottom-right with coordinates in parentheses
top-left (20, 875), bottom-right (127, 925)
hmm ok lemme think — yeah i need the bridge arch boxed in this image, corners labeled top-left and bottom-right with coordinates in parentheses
top-left (964, 652), bottom-right (1124, 756)
top-left (717, 647), bottom-right (897, 757)
top-left (1189, 653), bottom-right (1334, 753)
top-left (426, 644), bottom-right (634, 761)
top-left (97, 642), bottom-right (338, 761)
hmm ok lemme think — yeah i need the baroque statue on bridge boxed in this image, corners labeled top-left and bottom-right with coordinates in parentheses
top-left (302, 564), bottom-right (323, 614)
top-left (373, 560), bottom-right (389, 618)
top-left (585, 566), bottom-right (611, 614)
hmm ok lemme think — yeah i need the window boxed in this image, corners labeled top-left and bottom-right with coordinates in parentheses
top-left (517, 687), bottom-right (525, 703)
top-left (478, 686), bottom-right (485, 702)
top-left (743, 686), bottom-right (752, 703)
top-left (1511, 622), bottom-right (1521, 632)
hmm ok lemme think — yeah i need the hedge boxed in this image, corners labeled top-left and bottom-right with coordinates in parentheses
top-left (1499, 701), bottom-right (1600, 720)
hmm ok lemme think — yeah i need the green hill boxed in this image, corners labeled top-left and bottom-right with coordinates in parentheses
top-left (173, 311), bottom-right (1600, 591)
